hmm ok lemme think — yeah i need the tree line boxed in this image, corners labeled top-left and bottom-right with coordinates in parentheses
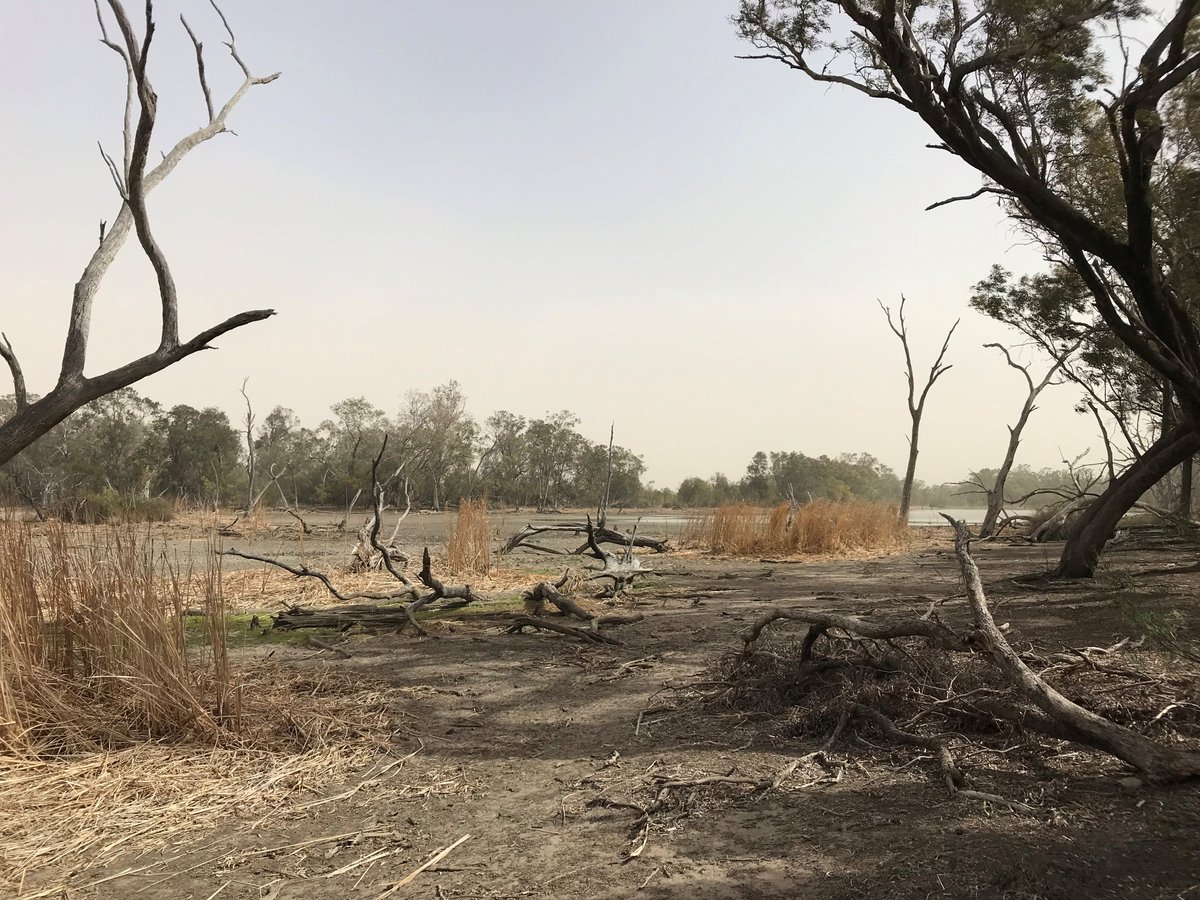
top-left (0, 383), bottom-right (652, 519)
top-left (674, 450), bottom-right (1079, 510)
top-left (2, 382), bottom-right (1082, 520)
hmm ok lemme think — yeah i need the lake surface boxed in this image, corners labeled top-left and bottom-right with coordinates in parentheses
top-left (907, 508), bottom-right (1030, 526)
top-left (600, 509), bottom-right (1024, 531)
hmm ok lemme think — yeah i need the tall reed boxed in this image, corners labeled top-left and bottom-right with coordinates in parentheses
top-left (682, 501), bottom-right (906, 557)
top-left (0, 523), bottom-right (232, 757)
top-left (446, 499), bottom-right (493, 577)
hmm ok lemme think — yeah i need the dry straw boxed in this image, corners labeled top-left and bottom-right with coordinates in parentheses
top-left (0, 522), bottom-right (232, 756)
top-left (681, 501), bottom-right (907, 557)
top-left (0, 523), bottom-right (451, 889)
top-left (446, 499), bottom-right (493, 577)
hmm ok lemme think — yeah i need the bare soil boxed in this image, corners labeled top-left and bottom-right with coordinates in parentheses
top-left (22, 522), bottom-right (1200, 899)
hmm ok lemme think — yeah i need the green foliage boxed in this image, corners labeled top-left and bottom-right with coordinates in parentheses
top-left (2, 382), bottom-right (657, 516)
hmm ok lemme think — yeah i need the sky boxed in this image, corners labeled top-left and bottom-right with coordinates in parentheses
top-left (0, 1), bottom-right (1102, 489)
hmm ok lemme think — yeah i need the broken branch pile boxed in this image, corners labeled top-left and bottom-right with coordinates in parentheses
top-left (679, 518), bottom-right (1200, 804)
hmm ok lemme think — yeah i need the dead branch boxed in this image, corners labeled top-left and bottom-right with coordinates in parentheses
top-left (501, 522), bottom-right (669, 555)
top-left (522, 569), bottom-right (593, 620)
top-left (221, 549), bottom-right (417, 603)
top-left (505, 616), bottom-right (623, 645)
top-left (741, 607), bottom-right (962, 654)
top-left (943, 515), bottom-right (1200, 782)
top-left (0, 333), bottom-right (27, 411)
top-left (305, 636), bottom-right (351, 658)
top-left (0, 0), bottom-right (279, 469)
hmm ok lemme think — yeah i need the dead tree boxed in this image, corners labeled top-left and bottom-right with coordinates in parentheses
top-left (0, 1), bottom-right (277, 468)
top-left (879, 298), bottom-right (957, 527)
top-left (966, 342), bottom-right (1079, 538)
top-left (348, 462), bottom-right (412, 572)
top-left (239, 378), bottom-right (256, 513)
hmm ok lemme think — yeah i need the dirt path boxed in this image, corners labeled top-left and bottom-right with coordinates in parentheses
top-left (36, 541), bottom-right (1200, 899)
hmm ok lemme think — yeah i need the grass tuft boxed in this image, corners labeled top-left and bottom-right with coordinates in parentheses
top-left (446, 499), bottom-right (493, 577)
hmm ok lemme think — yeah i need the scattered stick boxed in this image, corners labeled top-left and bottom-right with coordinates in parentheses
top-left (374, 834), bottom-right (470, 899)
top-left (304, 636), bottom-right (351, 658)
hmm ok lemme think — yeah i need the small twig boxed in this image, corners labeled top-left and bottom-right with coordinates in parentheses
top-left (374, 834), bottom-right (470, 899)
top-left (305, 636), bottom-right (351, 658)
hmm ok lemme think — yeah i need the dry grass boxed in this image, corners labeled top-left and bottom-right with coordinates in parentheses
top-left (0, 665), bottom-right (462, 894)
top-left (0, 523), bottom-right (464, 892)
top-left (0, 523), bottom-right (234, 757)
top-left (681, 501), bottom-right (907, 557)
top-left (446, 499), bottom-right (493, 577)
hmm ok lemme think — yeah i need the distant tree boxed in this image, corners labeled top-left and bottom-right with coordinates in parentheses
top-left (405, 381), bottom-right (477, 510)
top-left (478, 411), bottom-right (529, 505)
top-left (159, 405), bottom-right (241, 506)
top-left (743, 451), bottom-right (773, 501)
top-left (879, 298), bottom-right (957, 527)
top-left (677, 476), bottom-right (714, 507)
top-left (525, 411), bottom-right (585, 509)
top-left (321, 397), bottom-right (389, 520)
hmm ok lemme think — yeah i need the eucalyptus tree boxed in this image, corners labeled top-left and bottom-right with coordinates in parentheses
top-left (736, 0), bottom-right (1200, 574)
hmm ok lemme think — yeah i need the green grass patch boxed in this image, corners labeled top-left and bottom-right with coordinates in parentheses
top-left (184, 613), bottom-right (345, 648)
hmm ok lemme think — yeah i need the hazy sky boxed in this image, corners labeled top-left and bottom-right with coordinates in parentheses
top-left (0, 1), bottom-right (1100, 488)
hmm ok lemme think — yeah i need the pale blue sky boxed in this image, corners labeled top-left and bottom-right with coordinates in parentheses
top-left (0, 1), bottom-right (1096, 487)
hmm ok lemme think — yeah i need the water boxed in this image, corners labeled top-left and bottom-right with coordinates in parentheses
top-left (603, 509), bottom-right (1024, 530)
top-left (907, 507), bottom-right (1030, 526)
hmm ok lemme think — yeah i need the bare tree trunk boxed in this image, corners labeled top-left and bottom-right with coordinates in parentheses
top-left (1057, 423), bottom-right (1200, 577)
top-left (899, 419), bottom-right (920, 527)
top-left (949, 519), bottom-right (1200, 782)
top-left (1179, 455), bottom-right (1193, 518)
top-left (880, 297), bottom-right (958, 527)
top-left (239, 377), bottom-right (256, 512)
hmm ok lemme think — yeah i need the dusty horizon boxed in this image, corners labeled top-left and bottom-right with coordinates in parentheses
top-left (0, 1), bottom-right (1101, 488)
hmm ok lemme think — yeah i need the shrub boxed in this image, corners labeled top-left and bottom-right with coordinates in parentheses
top-left (59, 492), bottom-right (174, 524)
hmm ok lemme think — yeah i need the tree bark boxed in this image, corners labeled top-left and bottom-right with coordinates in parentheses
top-left (900, 420), bottom-right (919, 528)
top-left (1057, 423), bottom-right (1200, 577)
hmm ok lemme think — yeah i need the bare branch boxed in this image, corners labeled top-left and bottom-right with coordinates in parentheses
top-left (924, 186), bottom-right (1008, 211)
top-left (180, 15), bottom-right (214, 121)
top-left (0, 334), bottom-right (28, 411)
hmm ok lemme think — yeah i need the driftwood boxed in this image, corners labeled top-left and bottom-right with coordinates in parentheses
top-left (501, 522), bottom-right (669, 556)
top-left (505, 616), bottom-right (623, 645)
top-left (943, 516), bottom-right (1200, 783)
top-left (222, 548), bottom-right (419, 603)
top-left (505, 612), bottom-right (641, 644)
top-left (522, 570), bottom-right (593, 619)
top-left (267, 546), bottom-right (482, 634)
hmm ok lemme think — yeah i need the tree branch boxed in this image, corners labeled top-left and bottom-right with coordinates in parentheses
top-left (0, 334), bottom-right (28, 411)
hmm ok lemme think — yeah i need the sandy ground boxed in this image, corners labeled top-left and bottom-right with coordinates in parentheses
top-left (13, 517), bottom-right (1200, 900)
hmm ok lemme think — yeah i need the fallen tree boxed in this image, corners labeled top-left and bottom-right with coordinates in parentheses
top-left (501, 522), bottom-right (669, 556)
